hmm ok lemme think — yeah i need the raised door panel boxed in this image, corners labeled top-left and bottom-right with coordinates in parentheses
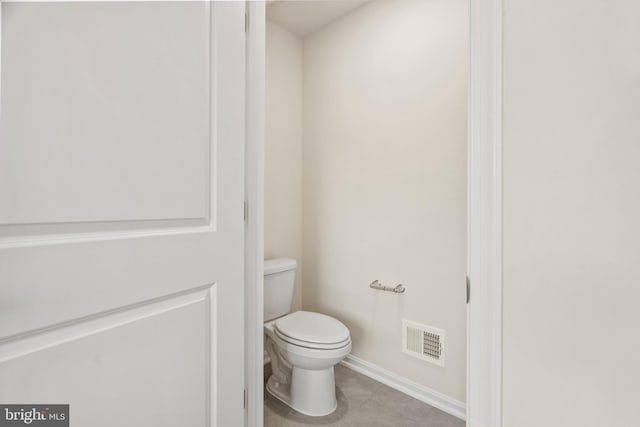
top-left (0, 288), bottom-right (213, 427)
top-left (0, 2), bottom-right (211, 226)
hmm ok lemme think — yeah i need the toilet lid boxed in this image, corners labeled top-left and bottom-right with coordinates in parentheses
top-left (274, 329), bottom-right (351, 350)
top-left (275, 311), bottom-right (350, 345)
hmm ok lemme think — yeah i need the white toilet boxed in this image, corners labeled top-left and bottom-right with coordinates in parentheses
top-left (264, 258), bottom-right (351, 417)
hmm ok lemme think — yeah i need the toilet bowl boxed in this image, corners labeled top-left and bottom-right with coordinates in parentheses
top-left (264, 310), bottom-right (351, 416)
top-left (263, 258), bottom-right (351, 416)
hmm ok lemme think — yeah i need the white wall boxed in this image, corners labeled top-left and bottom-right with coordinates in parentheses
top-left (503, 0), bottom-right (640, 425)
top-left (302, 0), bottom-right (468, 401)
top-left (265, 20), bottom-right (303, 311)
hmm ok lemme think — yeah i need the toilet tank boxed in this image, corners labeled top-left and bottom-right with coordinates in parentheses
top-left (264, 258), bottom-right (297, 322)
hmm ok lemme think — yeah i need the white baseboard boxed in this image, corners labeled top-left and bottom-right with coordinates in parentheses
top-left (340, 354), bottom-right (466, 421)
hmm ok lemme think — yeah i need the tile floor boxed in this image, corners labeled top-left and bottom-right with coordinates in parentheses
top-left (264, 365), bottom-right (465, 427)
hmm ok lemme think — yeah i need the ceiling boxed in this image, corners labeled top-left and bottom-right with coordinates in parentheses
top-left (266, 0), bottom-right (370, 37)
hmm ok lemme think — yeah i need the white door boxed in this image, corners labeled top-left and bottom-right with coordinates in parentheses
top-left (0, 2), bottom-right (245, 426)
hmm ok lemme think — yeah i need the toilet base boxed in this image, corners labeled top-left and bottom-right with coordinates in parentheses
top-left (266, 366), bottom-right (338, 417)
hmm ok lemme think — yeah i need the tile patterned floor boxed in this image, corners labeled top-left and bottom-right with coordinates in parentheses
top-left (264, 365), bottom-right (465, 427)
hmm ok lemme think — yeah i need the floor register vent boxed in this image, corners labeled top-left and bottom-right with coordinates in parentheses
top-left (402, 320), bottom-right (445, 367)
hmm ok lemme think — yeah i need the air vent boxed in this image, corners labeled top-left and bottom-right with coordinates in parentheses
top-left (402, 320), bottom-right (445, 366)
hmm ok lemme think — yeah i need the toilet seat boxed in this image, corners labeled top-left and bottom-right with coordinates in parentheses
top-left (275, 328), bottom-right (351, 350)
top-left (274, 311), bottom-right (350, 348)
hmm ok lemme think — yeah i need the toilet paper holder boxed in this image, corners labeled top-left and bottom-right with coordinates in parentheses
top-left (369, 280), bottom-right (406, 294)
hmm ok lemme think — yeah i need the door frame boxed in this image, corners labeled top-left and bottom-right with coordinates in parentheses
top-left (244, 2), bottom-right (266, 427)
top-left (467, 0), bottom-right (503, 426)
top-left (244, 0), bottom-right (503, 425)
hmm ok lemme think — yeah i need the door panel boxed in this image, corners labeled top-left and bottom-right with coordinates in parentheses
top-left (0, 2), bottom-right (245, 426)
top-left (0, 289), bottom-right (210, 427)
top-left (0, 2), bottom-right (211, 225)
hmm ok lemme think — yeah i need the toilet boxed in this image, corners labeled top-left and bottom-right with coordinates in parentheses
top-left (264, 258), bottom-right (351, 416)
